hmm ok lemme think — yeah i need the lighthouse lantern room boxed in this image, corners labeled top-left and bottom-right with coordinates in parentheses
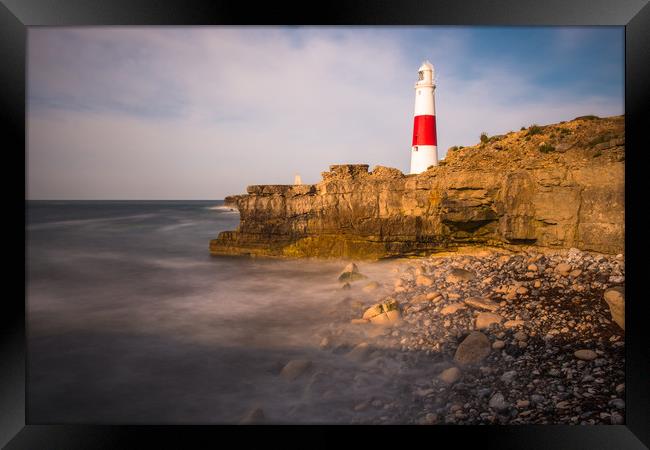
top-left (410, 61), bottom-right (438, 174)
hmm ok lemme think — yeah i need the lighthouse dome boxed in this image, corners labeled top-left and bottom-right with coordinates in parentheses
top-left (419, 61), bottom-right (433, 72)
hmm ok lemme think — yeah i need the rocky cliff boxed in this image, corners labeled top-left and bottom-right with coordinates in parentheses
top-left (211, 115), bottom-right (624, 258)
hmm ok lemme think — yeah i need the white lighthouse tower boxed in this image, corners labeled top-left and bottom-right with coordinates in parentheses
top-left (410, 61), bottom-right (438, 174)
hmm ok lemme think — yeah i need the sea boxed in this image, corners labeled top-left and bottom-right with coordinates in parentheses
top-left (26, 200), bottom-right (421, 424)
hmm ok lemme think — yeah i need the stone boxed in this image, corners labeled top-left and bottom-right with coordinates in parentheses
top-left (569, 269), bottom-right (582, 277)
top-left (515, 286), bottom-right (529, 295)
top-left (574, 349), bottom-right (597, 361)
top-left (346, 342), bottom-right (372, 362)
top-left (555, 263), bottom-right (572, 276)
top-left (504, 320), bottom-right (525, 329)
top-left (608, 398), bottom-right (625, 409)
top-left (603, 286), bottom-right (625, 330)
top-left (489, 392), bottom-right (509, 412)
top-left (361, 298), bottom-right (400, 324)
top-left (319, 337), bottom-right (331, 349)
top-left (426, 292), bottom-right (443, 301)
top-left (351, 318), bottom-right (370, 325)
top-left (516, 400), bottom-right (530, 408)
top-left (438, 367), bottom-right (462, 384)
top-left (338, 263), bottom-right (367, 282)
top-left (527, 264), bottom-right (538, 272)
top-left (416, 275), bottom-right (433, 287)
top-left (446, 268), bottom-right (476, 283)
top-left (240, 407), bottom-right (265, 424)
top-left (454, 331), bottom-right (492, 365)
top-left (513, 331), bottom-right (528, 341)
top-left (464, 296), bottom-right (499, 311)
top-left (492, 340), bottom-right (506, 350)
top-left (280, 359), bottom-right (312, 381)
top-left (533, 280), bottom-right (542, 288)
top-left (475, 312), bottom-right (504, 330)
top-left (440, 303), bottom-right (467, 315)
top-left (501, 370), bottom-right (517, 384)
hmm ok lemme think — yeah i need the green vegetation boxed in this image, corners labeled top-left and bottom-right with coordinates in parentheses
top-left (480, 132), bottom-right (489, 144)
top-left (559, 128), bottom-right (571, 135)
top-left (539, 143), bottom-right (555, 153)
top-left (575, 115), bottom-right (599, 121)
top-left (489, 134), bottom-right (505, 143)
top-left (520, 126), bottom-right (526, 131)
top-left (448, 146), bottom-right (459, 152)
top-left (438, 160), bottom-right (447, 166)
top-left (528, 124), bottom-right (543, 136)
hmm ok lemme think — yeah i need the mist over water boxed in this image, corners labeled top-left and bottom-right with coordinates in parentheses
top-left (27, 201), bottom-right (422, 424)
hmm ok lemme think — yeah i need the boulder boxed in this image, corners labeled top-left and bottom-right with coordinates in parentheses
top-left (475, 312), bottom-right (504, 330)
top-left (454, 331), bottom-right (491, 365)
top-left (280, 359), bottom-right (312, 381)
top-left (361, 298), bottom-right (401, 324)
top-left (438, 366), bottom-right (462, 384)
top-left (555, 263), bottom-right (572, 276)
top-left (446, 268), bottom-right (476, 283)
top-left (574, 349), bottom-right (597, 361)
top-left (440, 303), bottom-right (467, 315)
top-left (415, 275), bottom-right (433, 287)
top-left (503, 320), bottom-right (525, 329)
top-left (346, 342), bottom-right (372, 362)
top-left (464, 296), bottom-right (499, 311)
top-left (603, 286), bottom-right (624, 330)
top-left (338, 263), bottom-right (367, 282)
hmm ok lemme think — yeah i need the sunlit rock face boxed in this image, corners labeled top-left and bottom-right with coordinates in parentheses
top-left (211, 116), bottom-right (624, 258)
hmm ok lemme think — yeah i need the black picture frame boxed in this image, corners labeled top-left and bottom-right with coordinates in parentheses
top-left (4, 0), bottom-right (649, 448)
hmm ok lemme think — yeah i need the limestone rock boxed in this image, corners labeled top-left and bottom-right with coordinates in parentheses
top-left (475, 312), bottom-right (504, 330)
top-left (454, 331), bottom-right (491, 365)
top-left (446, 268), bottom-right (476, 283)
top-left (440, 303), bottom-right (467, 316)
top-left (361, 298), bottom-right (400, 324)
top-left (280, 359), bottom-right (312, 381)
top-left (415, 275), bottom-right (433, 286)
top-left (211, 117), bottom-right (625, 258)
top-left (438, 367), bottom-right (462, 384)
top-left (555, 263), bottom-right (572, 276)
top-left (346, 343), bottom-right (372, 362)
top-left (574, 349), bottom-right (597, 361)
top-left (464, 296), bottom-right (499, 311)
top-left (338, 263), bottom-right (367, 282)
top-left (504, 320), bottom-right (525, 329)
top-left (603, 286), bottom-right (624, 330)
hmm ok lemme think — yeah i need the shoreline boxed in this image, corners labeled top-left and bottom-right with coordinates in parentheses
top-left (297, 246), bottom-right (625, 425)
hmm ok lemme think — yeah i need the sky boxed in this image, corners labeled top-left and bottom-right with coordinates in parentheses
top-left (27, 26), bottom-right (624, 200)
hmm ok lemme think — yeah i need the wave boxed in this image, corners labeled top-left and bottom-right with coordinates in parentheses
top-left (206, 205), bottom-right (239, 213)
top-left (27, 213), bottom-right (158, 230)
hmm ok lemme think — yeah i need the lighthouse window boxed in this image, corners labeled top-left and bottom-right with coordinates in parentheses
top-left (418, 71), bottom-right (424, 80)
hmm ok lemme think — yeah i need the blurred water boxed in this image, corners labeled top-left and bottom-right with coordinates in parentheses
top-left (26, 201), bottom-right (411, 424)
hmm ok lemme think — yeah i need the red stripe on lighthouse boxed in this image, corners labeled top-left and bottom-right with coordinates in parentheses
top-left (412, 115), bottom-right (437, 146)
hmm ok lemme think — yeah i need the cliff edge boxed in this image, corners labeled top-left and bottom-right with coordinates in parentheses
top-left (211, 115), bottom-right (624, 258)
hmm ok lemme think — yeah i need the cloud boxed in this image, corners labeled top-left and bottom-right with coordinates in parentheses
top-left (27, 27), bottom-right (624, 199)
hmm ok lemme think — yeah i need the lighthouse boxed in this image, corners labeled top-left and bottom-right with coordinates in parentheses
top-left (410, 61), bottom-right (438, 174)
